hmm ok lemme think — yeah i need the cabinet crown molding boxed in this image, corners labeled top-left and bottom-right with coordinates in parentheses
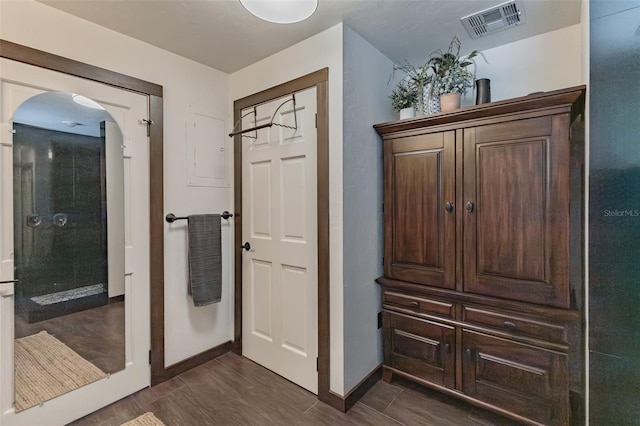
top-left (374, 85), bottom-right (586, 136)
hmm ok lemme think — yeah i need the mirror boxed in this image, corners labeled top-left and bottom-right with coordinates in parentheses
top-left (11, 92), bottom-right (125, 412)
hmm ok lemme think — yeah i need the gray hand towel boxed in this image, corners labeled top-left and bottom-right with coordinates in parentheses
top-left (187, 214), bottom-right (222, 306)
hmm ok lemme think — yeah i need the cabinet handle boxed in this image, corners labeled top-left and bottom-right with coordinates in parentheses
top-left (409, 301), bottom-right (420, 307)
top-left (443, 343), bottom-right (451, 353)
top-left (466, 202), bottom-right (474, 213)
top-left (503, 321), bottom-right (517, 330)
top-left (445, 202), bottom-right (454, 213)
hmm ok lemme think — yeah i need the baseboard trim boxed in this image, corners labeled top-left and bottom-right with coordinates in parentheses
top-left (319, 364), bottom-right (382, 413)
top-left (344, 364), bottom-right (382, 411)
top-left (319, 389), bottom-right (346, 412)
top-left (151, 340), bottom-right (233, 386)
top-left (109, 295), bottom-right (125, 303)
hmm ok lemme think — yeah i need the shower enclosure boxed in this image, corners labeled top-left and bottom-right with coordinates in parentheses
top-left (589, 1), bottom-right (640, 421)
top-left (13, 122), bottom-right (109, 323)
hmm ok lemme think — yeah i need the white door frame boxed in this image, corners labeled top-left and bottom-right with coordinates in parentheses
top-left (232, 69), bottom-right (343, 409)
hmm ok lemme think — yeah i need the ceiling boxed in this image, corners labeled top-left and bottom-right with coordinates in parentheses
top-left (14, 92), bottom-right (114, 137)
top-left (40, 0), bottom-right (583, 74)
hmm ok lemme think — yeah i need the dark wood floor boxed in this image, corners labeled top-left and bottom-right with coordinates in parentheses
top-left (15, 300), bottom-right (125, 374)
top-left (69, 352), bottom-right (521, 426)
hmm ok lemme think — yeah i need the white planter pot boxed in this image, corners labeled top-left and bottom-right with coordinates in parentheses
top-left (399, 107), bottom-right (416, 119)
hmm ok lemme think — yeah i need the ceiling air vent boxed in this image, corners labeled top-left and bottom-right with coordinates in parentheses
top-left (461, 0), bottom-right (526, 39)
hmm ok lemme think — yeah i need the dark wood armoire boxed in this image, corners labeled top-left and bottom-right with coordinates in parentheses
top-left (374, 86), bottom-right (585, 426)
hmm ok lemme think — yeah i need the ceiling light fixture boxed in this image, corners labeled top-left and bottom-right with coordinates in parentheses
top-left (239, 0), bottom-right (318, 24)
top-left (72, 94), bottom-right (105, 110)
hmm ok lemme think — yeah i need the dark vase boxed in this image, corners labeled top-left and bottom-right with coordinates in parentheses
top-left (475, 78), bottom-right (491, 105)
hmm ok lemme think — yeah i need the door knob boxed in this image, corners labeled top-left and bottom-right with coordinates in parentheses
top-left (241, 242), bottom-right (251, 251)
top-left (466, 202), bottom-right (474, 213)
top-left (445, 202), bottom-right (454, 213)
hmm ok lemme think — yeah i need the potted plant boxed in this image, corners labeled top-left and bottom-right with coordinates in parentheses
top-left (429, 36), bottom-right (482, 112)
top-left (389, 80), bottom-right (419, 119)
top-left (388, 59), bottom-right (431, 115)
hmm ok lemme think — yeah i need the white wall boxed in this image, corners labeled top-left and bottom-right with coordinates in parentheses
top-left (342, 25), bottom-right (394, 393)
top-left (229, 24), bottom-right (346, 395)
top-left (1, 0), bottom-right (587, 401)
top-left (472, 24), bottom-right (584, 105)
top-left (0, 0), bottom-right (234, 367)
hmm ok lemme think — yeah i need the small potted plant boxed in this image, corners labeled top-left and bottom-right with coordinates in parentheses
top-left (388, 58), bottom-right (432, 115)
top-left (389, 79), bottom-right (419, 119)
top-left (429, 36), bottom-right (482, 112)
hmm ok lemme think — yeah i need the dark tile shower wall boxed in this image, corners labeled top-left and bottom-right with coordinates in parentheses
top-left (13, 123), bottom-right (108, 320)
top-left (589, 1), bottom-right (640, 423)
top-left (51, 139), bottom-right (106, 290)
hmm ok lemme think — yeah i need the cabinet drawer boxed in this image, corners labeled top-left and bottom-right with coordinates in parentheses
top-left (462, 306), bottom-right (567, 344)
top-left (383, 311), bottom-right (455, 389)
top-left (462, 330), bottom-right (569, 425)
top-left (384, 291), bottom-right (454, 318)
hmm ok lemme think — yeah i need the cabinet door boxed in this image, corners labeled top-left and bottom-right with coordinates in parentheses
top-left (462, 330), bottom-right (569, 425)
top-left (383, 311), bottom-right (455, 389)
top-left (384, 131), bottom-right (455, 289)
top-left (463, 116), bottom-right (571, 307)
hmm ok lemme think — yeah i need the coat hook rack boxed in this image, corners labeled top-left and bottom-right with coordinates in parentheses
top-left (166, 211), bottom-right (233, 223)
top-left (229, 94), bottom-right (298, 138)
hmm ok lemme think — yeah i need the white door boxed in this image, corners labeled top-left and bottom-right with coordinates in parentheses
top-left (0, 58), bottom-right (150, 425)
top-left (241, 88), bottom-right (318, 393)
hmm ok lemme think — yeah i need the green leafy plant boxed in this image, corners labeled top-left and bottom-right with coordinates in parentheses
top-left (388, 58), bottom-right (432, 112)
top-left (389, 80), bottom-right (419, 111)
top-left (387, 36), bottom-right (486, 112)
top-left (389, 59), bottom-right (431, 92)
top-left (429, 36), bottom-right (484, 96)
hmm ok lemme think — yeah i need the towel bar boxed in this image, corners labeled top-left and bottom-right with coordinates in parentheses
top-left (166, 211), bottom-right (233, 223)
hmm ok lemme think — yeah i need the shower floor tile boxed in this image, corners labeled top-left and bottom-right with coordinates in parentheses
top-left (31, 283), bottom-right (105, 306)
